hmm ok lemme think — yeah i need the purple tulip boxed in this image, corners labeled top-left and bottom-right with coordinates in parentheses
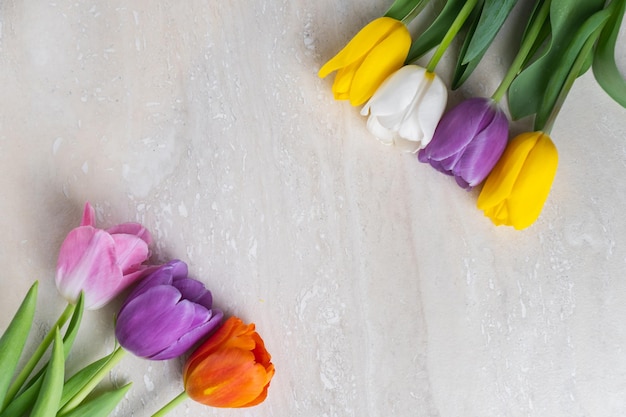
top-left (417, 97), bottom-right (508, 189)
top-left (115, 260), bottom-right (223, 360)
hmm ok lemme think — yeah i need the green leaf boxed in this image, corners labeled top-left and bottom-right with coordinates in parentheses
top-left (0, 282), bottom-right (38, 408)
top-left (385, 0), bottom-right (427, 21)
top-left (0, 376), bottom-right (42, 417)
top-left (30, 328), bottom-right (64, 417)
top-left (452, 0), bottom-right (518, 89)
top-left (61, 293), bottom-right (84, 358)
top-left (59, 353), bottom-right (115, 410)
top-left (508, 0), bottom-right (606, 119)
top-left (58, 383), bottom-right (132, 417)
top-left (535, 8), bottom-right (611, 129)
top-left (16, 293), bottom-right (85, 396)
top-left (452, 1), bottom-right (486, 89)
top-left (405, 0), bottom-right (466, 63)
top-left (593, 0), bottom-right (626, 107)
top-left (0, 343), bottom-right (117, 417)
top-left (463, 0), bottom-right (517, 63)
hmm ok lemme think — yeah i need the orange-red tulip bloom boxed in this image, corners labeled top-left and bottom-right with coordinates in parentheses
top-left (183, 316), bottom-right (275, 408)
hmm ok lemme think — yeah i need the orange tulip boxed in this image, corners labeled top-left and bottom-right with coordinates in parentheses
top-left (183, 316), bottom-right (275, 408)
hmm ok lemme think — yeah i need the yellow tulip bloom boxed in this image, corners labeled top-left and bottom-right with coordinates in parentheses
top-left (477, 131), bottom-right (558, 230)
top-left (318, 17), bottom-right (411, 106)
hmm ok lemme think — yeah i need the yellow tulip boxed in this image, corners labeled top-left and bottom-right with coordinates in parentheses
top-left (318, 17), bottom-right (411, 106)
top-left (477, 131), bottom-right (558, 230)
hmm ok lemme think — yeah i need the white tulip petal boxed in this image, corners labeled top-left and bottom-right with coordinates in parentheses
top-left (361, 64), bottom-right (447, 151)
top-left (365, 115), bottom-right (394, 144)
top-left (364, 65), bottom-right (426, 116)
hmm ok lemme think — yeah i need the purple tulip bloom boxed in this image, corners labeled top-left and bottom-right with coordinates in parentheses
top-left (115, 260), bottom-right (223, 360)
top-left (417, 97), bottom-right (508, 189)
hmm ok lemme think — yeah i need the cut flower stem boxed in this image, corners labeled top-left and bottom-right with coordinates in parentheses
top-left (151, 391), bottom-right (189, 417)
top-left (426, 0), bottom-right (479, 73)
top-left (3, 302), bottom-right (75, 408)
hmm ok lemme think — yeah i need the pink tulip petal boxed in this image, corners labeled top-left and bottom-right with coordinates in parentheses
top-left (110, 234), bottom-right (150, 273)
top-left (56, 227), bottom-right (121, 308)
top-left (107, 222), bottom-right (152, 245)
top-left (80, 202), bottom-right (96, 227)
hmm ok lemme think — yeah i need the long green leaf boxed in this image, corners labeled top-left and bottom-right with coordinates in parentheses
top-left (30, 328), bottom-right (64, 417)
top-left (593, 0), bottom-right (626, 107)
top-left (385, 0), bottom-right (427, 21)
top-left (508, 0), bottom-right (606, 119)
top-left (0, 376), bottom-right (42, 417)
top-left (405, 0), bottom-right (466, 62)
top-left (58, 384), bottom-right (132, 417)
top-left (463, 0), bottom-right (517, 63)
top-left (59, 353), bottom-right (115, 410)
top-left (61, 293), bottom-right (84, 358)
top-left (0, 345), bottom-right (116, 417)
top-left (0, 282), bottom-right (38, 409)
top-left (452, 1), bottom-right (485, 89)
top-left (535, 8), bottom-right (611, 129)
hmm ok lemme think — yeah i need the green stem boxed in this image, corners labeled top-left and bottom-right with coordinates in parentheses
top-left (2, 302), bottom-right (75, 407)
top-left (151, 391), bottom-right (189, 417)
top-left (426, 0), bottom-right (479, 73)
top-left (57, 346), bottom-right (127, 416)
top-left (491, 0), bottom-right (552, 102)
top-left (539, 23), bottom-right (606, 134)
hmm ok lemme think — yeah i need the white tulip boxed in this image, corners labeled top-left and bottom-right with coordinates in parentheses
top-left (360, 65), bottom-right (447, 153)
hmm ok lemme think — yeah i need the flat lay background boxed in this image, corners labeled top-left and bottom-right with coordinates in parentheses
top-left (1, 1), bottom-right (626, 416)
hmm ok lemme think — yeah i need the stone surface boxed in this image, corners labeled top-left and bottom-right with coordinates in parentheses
top-left (1, 1), bottom-right (625, 416)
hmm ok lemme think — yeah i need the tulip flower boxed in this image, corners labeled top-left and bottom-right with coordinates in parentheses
top-left (115, 260), bottom-right (223, 360)
top-left (183, 316), bottom-right (275, 408)
top-left (360, 65), bottom-right (447, 153)
top-left (477, 131), bottom-right (558, 230)
top-left (318, 17), bottom-right (411, 106)
top-left (55, 202), bottom-right (152, 310)
top-left (418, 97), bottom-right (508, 189)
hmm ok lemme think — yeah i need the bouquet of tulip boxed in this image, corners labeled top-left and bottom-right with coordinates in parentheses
top-left (0, 203), bottom-right (274, 417)
top-left (319, 0), bottom-right (626, 229)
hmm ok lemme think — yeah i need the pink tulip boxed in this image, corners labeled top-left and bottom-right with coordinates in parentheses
top-left (55, 202), bottom-right (153, 310)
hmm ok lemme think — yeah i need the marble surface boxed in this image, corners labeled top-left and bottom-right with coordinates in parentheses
top-left (1, 1), bottom-right (626, 416)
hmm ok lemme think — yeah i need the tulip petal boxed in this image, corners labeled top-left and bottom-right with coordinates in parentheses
top-left (318, 17), bottom-right (404, 78)
top-left (80, 202), bottom-right (96, 227)
top-left (449, 111), bottom-right (508, 187)
top-left (56, 227), bottom-right (120, 308)
top-left (110, 234), bottom-right (149, 274)
top-left (477, 132), bottom-right (540, 209)
top-left (349, 26), bottom-right (411, 106)
top-left (107, 222), bottom-right (152, 245)
top-left (423, 98), bottom-right (493, 160)
top-left (400, 71), bottom-right (447, 147)
top-left (361, 66), bottom-right (426, 117)
top-left (505, 135), bottom-right (558, 229)
top-left (186, 348), bottom-right (272, 408)
top-left (116, 285), bottom-right (211, 359)
top-left (332, 63), bottom-right (361, 100)
top-left (477, 132), bottom-right (558, 229)
top-left (121, 264), bottom-right (174, 306)
top-left (153, 309), bottom-right (223, 360)
top-left (172, 278), bottom-right (213, 309)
